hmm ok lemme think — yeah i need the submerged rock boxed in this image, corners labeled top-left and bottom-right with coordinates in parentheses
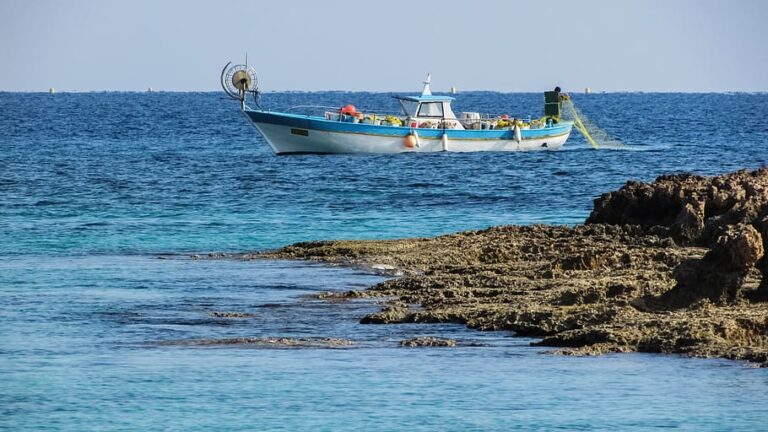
top-left (359, 301), bottom-right (409, 324)
top-left (208, 311), bottom-right (256, 318)
top-left (158, 337), bottom-right (355, 348)
top-left (399, 337), bottom-right (457, 347)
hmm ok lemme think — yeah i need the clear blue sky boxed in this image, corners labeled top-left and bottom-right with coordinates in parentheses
top-left (1, 0), bottom-right (767, 92)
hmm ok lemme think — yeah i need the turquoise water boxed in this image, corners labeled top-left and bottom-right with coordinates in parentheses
top-left (1, 92), bottom-right (768, 430)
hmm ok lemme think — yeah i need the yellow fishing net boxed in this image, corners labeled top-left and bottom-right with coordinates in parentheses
top-left (560, 98), bottom-right (626, 149)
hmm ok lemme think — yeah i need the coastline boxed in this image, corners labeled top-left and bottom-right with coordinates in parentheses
top-left (253, 168), bottom-right (768, 366)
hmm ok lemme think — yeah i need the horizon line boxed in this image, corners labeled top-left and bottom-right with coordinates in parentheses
top-left (3, 89), bottom-right (768, 95)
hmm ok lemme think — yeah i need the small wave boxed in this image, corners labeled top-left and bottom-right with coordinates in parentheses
top-left (33, 199), bottom-right (63, 206)
top-left (81, 221), bottom-right (111, 227)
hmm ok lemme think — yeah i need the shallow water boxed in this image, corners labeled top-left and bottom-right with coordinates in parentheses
top-left (1, 91), bottom-right (767, 430)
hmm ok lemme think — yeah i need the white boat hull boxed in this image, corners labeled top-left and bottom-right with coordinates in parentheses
top-left (244, 110), bottom-right (572, 155)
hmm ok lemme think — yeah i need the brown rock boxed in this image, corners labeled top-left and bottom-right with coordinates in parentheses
top-left (752, 210), bottom-right (768, 300)
top-left (658, 224), bottom-right (764, 307)
top-left (587, 168), bottom-right (768, 247)
top-left (254, 168), bottom-right (768, 366)
top-left (208, 311), bottom-right (255, 318)
top-left (359, 301), bottom-right (409, 324)
top-left (721, 223), bottom-right (764, 269)
top-left (670, 200), bottom-right (705, 243)
top-left (399, 337), bottom-right (457, 347)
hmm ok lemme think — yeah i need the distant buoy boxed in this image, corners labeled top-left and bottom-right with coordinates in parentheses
top-left (49, 87), bottom-right (55, 94)
top-left (404, 134), bottom-right (417, 149)
top-left (148, 87), bottom-right (153, 92)
top-left (450, 85), bottom-right (457, 94)
top-left (585, 87), bottom-right (591, 94)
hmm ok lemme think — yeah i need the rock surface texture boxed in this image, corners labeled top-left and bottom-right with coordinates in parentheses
top-left (255, 168), bottom-right (768, 366)
top-left (399, 337), bottom-right (458, 347)
top-left (587, 168), bottom-right (768, 291)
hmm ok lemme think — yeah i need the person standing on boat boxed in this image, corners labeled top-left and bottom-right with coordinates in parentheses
top-left (555, 86), bottom-right (570, 102)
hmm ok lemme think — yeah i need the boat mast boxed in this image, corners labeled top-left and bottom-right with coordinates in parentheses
top-left (421, 74), bottom-right (432, 96)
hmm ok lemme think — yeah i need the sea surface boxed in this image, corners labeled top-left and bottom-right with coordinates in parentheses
top-left (1, 91), bottom-right (767, 430)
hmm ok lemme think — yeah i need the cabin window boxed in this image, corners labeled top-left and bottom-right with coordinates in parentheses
top-left (400, 100), bottom-right (419, 117)
top-left (417, 102), bottom-right (444, 118)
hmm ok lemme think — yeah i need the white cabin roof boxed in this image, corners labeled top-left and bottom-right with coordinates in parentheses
top-left (395, 94), bottom-right (456, 103)
top-left (395, 73), bottom-right (455, 103)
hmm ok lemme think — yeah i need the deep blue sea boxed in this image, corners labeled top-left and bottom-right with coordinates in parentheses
top-left (1, 91), bottom-right (767, 430)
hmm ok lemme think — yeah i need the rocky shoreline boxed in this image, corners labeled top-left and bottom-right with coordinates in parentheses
top-left (253, 168), bottom-right (768, 366)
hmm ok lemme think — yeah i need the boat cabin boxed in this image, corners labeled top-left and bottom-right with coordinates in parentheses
top-left (395, 75), bottom-right (464, 130)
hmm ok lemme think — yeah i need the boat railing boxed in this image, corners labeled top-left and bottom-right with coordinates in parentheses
top-left (284, 105), bottom-right (528, 120)
top-left (455, 113), bottom-right (559, 130)
top-left (284, 105), bottom-right (340, 117)
top-left (284, 105), bottom-right (407, 126)
top-left (281, 105), bottom-right (552, 130)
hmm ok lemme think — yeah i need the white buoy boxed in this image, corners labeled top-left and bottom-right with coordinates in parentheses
top-left (450, 85), bottom-right (457, 94)
top-left (514, 124), bottom-right (521, 144)
top-left (441, 133), bottom-right (448, 151)
top-left (585, 87), bottom-right (591, 94)
top-left (412, 130), bottom-right (421, 148)
top-left (148, 87), bottom-right (153, 92)
top-left (49, 87), bottom-right (55, 94)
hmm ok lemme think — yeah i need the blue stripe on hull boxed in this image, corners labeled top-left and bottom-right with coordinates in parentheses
top-left (244, 110), bottom-right (572, 141)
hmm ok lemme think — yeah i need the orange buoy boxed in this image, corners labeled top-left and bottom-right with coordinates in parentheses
top-left (404, 134), bottom-right (417, 149)
top-left (340, 104), bottom-right (356, 115)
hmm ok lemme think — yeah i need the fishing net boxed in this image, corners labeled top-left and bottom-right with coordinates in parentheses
top-left (560, 98), bottom-right (627, 149)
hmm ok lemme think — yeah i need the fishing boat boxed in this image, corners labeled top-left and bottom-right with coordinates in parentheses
top-left (220, 63), bottom-right (573, 155)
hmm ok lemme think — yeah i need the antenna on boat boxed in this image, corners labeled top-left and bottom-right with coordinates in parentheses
top-left (421, 73), bottom-right (432, 96)
top-left (220, 55), bottom-right (260, 109)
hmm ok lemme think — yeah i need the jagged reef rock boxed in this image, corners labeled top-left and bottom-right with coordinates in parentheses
top-left (256, 168), bottom-right (768, 366)
top-left (753, 211), bottom-right (768, 300)
top-left (587, 168), bottom-right (768, 246)
top-left (657, 224), bottom-right (764, 307)
top-left (587, 167), bottom-right (768, 296)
